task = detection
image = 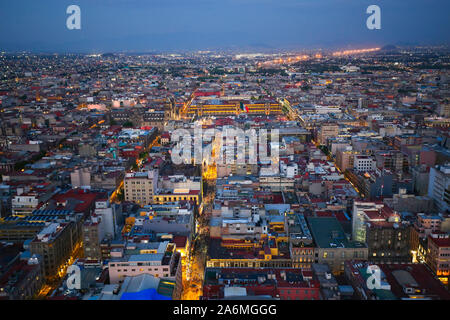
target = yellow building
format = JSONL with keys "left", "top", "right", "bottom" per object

{"left": 153, "top": 189, "right": 201, "bottom": 205}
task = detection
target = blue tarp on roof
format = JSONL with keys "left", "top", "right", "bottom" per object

{"left": 120, "top": 288, "right": 171, "bottom": 300}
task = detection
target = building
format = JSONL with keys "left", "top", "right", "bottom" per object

{"left": 107, "top": 241, "right": 182, "bottom": 299}
{"left": 345, "top": 260, "right": 450, "bottom": 300}
{"left": 345, "top": 169, "right": 396, "bottom": 199}
{"left": 206, "top": 237, "right": 292, "bottom": 269}
{"left": 124, "top": 170, "right": 158, "bottom": 205}
{"left": 96, "top": 273, "right": 175, "bottom": 300}
{"left": 82, "top": 216, "right": 102, "bottom": 261}
{"left": 307, "top": 217, "right": 368, "bottom": 275}
{"left": 317, "top": 123, "right": 339, "bottom": 145}
{"left": 153, "top": 189, "right": 201, "bottom": 206}
{"left": 29, "top": 218, "right": 83, "bottom": 281}
{"left": 354, "top": 155, "right": 376, "bottom": 172}
{"left": 410, "top": 213, "right": 443, "bottom": 263}
{"left": 352, "top": 201, "right": 400, "bottom": 242}
{"left": 0, "top": 247, "right": 43, "bottom": 300}
{"left": 311, "top": 263, "right": 341, "bottom": 300}
{"left": 70, "top": 168, "right": 91, "bottom": 189}
{"left": 153, "top": 176, "right": 202, "bottom": 205}
{"left": 202, "top": 267, "right": 321, "bottom": 300}
{"left": 426, "top": 233, "right": 450, "bottom": 286}
{"left": 352, "top": 201, "right": 410, "bottom": 263}
{"left": 428, "top": 164, "right": 450, "bottom": 213}
{"left": 366, "top": 223, "right": 411, "bottom": 263}
{"left": 336, "top": 148, "right": 356, "bottom": 172}
{"left": 82, "top": 198, "right": 123, "bottom": 262}
{"left": 11, "top": 193, "right": 40, "bottom": 217}
{"left": 287, "top": 214, "right": 314, "bottom": 268}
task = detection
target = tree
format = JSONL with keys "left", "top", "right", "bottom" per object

{"left": 116, "top": 188, "right": 125, "bottom": 201}
{"left": 123, "top": 121, "right": 133, "bottom": 128}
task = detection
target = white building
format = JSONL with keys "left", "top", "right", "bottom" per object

{"left": 71, "top": 168, "right": 91, "bottom": 189}
{"left": 94, "top": 199, "right": 122, "bottom": 239}
{"left": 12, "top": 193, "right": 39, "bottom": 216}
{"left": 354, "top": 155, "right": 376, "bottom": 172}
{"left": 280, "top": 162, "right": 298, "bottom": 178}
{"left": 428, "top": 164, "right": 450, "bottom": 213}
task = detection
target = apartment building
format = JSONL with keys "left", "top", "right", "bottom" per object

{"left": 426, "top": 233, "right": 450, "bottom": 286}
{"left": 308, "top": 217, "right": 368, "bottom": 275}
{"left": 29, "top": 218, "right": 83, "bottom": 281}
{"left": 124, "top": 170, "right": 158, "bottom": 205}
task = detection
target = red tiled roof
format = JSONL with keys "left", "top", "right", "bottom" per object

{"left": 51, "top": 189, "right": 102, "bottom": 213}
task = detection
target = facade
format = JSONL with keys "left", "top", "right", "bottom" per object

{"left": 124, "top": 170, "right": 158, "bottom": 205}
{"left": 318, "top": 123, "right": 339, "bottom": 145}
{"left": 428, "top": 164, "right": 450, "bottom": 213}
{"left": 426, "top": 233, "right": 450, "bottom": 286}
{"left": 354, "top": 155, "right": 376, "bottom": 172}
{"left": 206, "top": 238, "right": 292, "bottom": 269}
{"left": 153, "top": 189, "right": 201, "bottom": 205}
{"left": 29, "top": 218, "right": 83, "bottom": 281}
{"left": 83, "top": 217, "right": 103, "bottom": 261}
{"left": 366, "top": 223, "right": 411, "bottom": 263}
{"left": 352, "top": 201, "right": 400, "bottom": 243}
{"left": 410, "top": 213, "right": 443, "bottom": 261}
{"left": 70, "top": 168, "right": 91, "bottom": 189}
{"left": 11, "top": 193, "right": 39, "bottom": 216}
{"left": 287, "top": 213, "right": 315, "bottom": 268}
{"left": 107, "top": 241, "right": 182, "bottom": 299}
{"left": 83, "top": 199, "right": 122, "bottom": 262}
{"left": 336, "top": 149, "right": 356, "bottom": 172}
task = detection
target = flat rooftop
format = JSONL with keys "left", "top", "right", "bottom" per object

{"left": 307, "top": 217, "right": 366, "bottom": 249}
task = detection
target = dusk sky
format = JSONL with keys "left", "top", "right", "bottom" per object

{"left": 0, "top": 0, "right": 449, "bottom": 52}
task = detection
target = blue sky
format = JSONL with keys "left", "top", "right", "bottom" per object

{"left": 0, "top": 0, "right": 448, "bottom": 52}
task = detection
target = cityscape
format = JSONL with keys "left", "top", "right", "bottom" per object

{"left": 0, "top": 1, "right": 449, "bottom": 309}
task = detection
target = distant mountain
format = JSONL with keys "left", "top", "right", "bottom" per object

{"left": 381, "top": 44, "right": 398, "bottom": 51}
